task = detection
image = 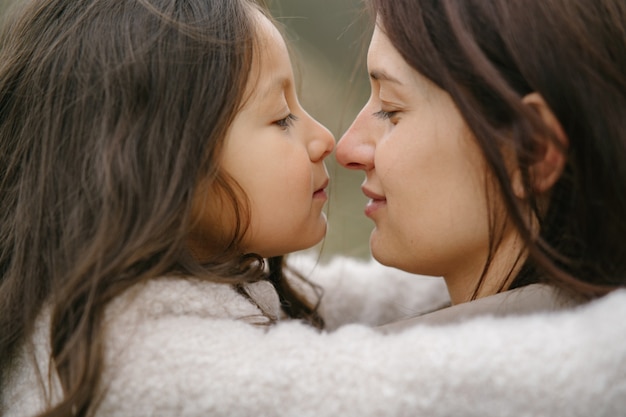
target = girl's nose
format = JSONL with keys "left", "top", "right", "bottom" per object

{"left": 335, "top": 107, "right": 375, "bottom": 171}
{"left": 308, "top": 119, "right": 335, "bottom": 162}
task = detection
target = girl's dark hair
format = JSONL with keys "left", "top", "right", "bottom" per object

{"left": 369, "top": 0, "right": 626, "bottom": 298}
{"left": 0, "top": 0, "right": 322, "bottom": 415}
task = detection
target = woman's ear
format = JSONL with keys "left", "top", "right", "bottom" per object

{"left": 521, "top": 92, "right": 569, "bottom": 194}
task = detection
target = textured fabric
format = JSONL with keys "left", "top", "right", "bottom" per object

{"left": 378, "top": 282, "right": 578, "bottom": 330}
{"left": 3, "top": 255, "right": 626, "bottom": 417}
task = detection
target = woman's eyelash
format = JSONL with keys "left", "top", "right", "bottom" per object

{"left": 373, "top": 110, "right": 397, "bottom": 120}
{"left": 275, "top": 113, "right": 298, "bottom": 129}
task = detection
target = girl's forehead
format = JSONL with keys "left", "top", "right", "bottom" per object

{"left": 250, "top": 11, "right": 290, "bottom": 71}
{"left": 252, "top": 10, "right": 285, "bottom": 51}
{"left": 239, "top": 13, "right": 293, "bottom": 109}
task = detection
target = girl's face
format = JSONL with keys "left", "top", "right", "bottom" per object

{"left": 190, "top": 12, "right": 335, "bottom": 259}
{"left": 336, "top": 26, "right": 519, "bottom": 302}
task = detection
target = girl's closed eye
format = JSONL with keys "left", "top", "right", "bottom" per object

{"left": 275, "top": 113, "right": 298, "bottom": 130}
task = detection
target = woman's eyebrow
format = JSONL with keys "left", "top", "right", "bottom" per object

{"left": 369, "top": 69, "right": 403, "bottom": 85}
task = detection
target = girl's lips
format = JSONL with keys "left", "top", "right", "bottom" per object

{"left": 313, "top": 189, "right": 328, "bottom": 200}
{"left": 313, "top": 179, "right": 329, "bottom": 200}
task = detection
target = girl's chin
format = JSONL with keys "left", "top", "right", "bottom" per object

{"left": 258, "top": 232, "right": 327, "bottom": 259}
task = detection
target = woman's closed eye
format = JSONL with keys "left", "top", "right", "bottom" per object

{"left": 274, "top": 113, "right": 298, "bottom": 130}
{"left": 373, "top": 109, "right": 398, "bottom": 121}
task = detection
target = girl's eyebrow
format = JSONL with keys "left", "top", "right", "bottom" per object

{"left": 261, "top": 76, "right": 291, "bottom": 98}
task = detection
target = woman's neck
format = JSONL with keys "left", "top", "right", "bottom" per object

{"left": 444, "top": 229, "right": 527, "bottom": 305}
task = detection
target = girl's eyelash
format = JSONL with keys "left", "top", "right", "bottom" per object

{"left": 373, "top": 110, "right": 397, "bottom": 120}
{"left": 275, "top": 113, "right": 298, "bottom": 129}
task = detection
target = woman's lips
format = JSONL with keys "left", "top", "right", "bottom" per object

{"left": 364, "top": 199, "right": 386, "bottom": 217}
{"left": 362, "top": 187, "right": 386, "bottom": 217}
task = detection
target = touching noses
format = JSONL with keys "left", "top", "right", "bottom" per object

{"left": 307, "top": 118, "right": 335, "bottom": 162}
{"left": 335, "top": 107, "right": 375, "bottom": 171}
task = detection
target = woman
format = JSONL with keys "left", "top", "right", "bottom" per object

{"left": 336, "top": 0, "right": 626, "bottom": 321}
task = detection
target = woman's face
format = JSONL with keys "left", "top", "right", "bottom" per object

{"left": 190, "top": 12, "right": 334, "bottom": 259}
{"left": 336, "top": 26, "right": 514, "bottom": 300}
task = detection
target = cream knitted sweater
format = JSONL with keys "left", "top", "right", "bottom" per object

{"left": 3, "top": 255, "right": 625, "bottom": 416}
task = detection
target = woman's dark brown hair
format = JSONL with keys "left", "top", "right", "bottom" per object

{"left": 369, "top": 0, "right": 626, "bottom": 298}
{"left": 0, "top": 0, "right": 322, "bottom": 415}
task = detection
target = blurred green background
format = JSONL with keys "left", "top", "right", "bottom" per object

{"left": 0, "top": 0, "right": 375, "bottom": 261}
{"left": 268, "top": 0, "right": 374, "bottom": 261}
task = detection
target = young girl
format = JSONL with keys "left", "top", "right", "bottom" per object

{"left": 0, "top": 0, "right": 334, "bottom": 411}
{"left": 1, "top": 1, "right": 624, "bottom": 416}
{"left": 0, "top": 0, "right": 444, "bottom": 415}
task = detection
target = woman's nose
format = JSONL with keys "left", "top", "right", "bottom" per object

{"left": 335, "top": 107, "right": 375, "bottom": 171}
{"left": 307, "top": 118, "right": 335, "bottom": 162}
